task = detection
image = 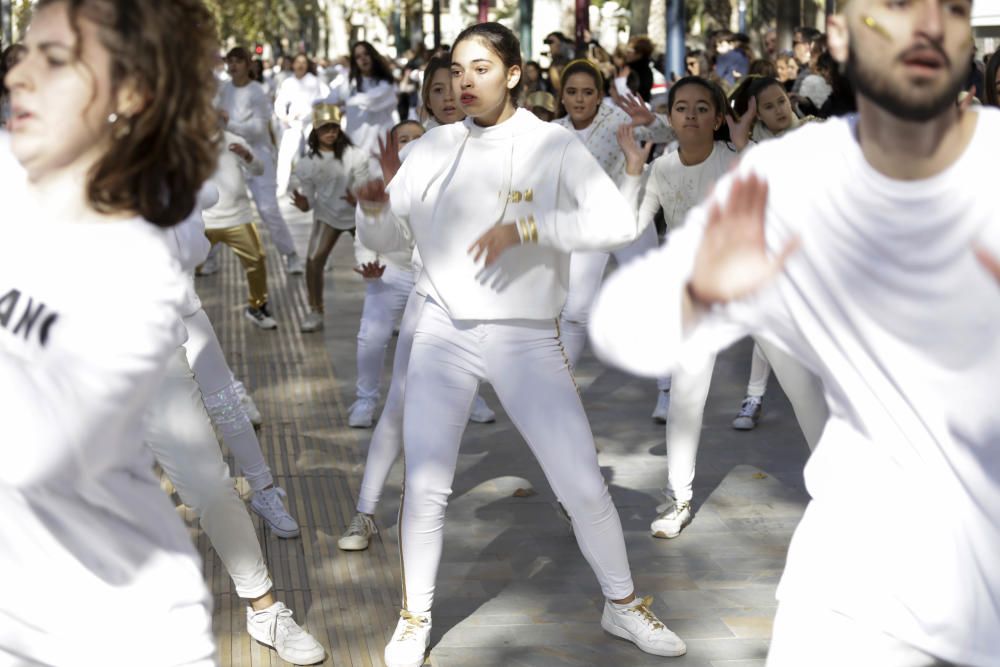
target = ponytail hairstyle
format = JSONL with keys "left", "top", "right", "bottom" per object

{"left": 668, "top": 75, "right": 733, "bottom": 143}
{"left": 452, "top": 22, "right": 524, "bottom": 106}
{"left": 34, "top": 0, "right": 221, "bottom": 228}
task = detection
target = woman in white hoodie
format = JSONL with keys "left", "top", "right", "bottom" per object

{"left": 356, "top": 23, "right": 686, "bottom": 667}
{"left": 0, "top": 1, "right": 219, "bottom": 663}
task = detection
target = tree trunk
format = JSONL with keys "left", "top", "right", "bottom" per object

{"left": 630, "top": 0, "right": 651, "bottom": 37}
{"left": 776, "top": 0, "right": 799, "bottom": 51}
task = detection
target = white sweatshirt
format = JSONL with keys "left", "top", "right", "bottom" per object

{"left": 590, "top": 111, "right": 1000, "bottom": 667}
{"left": 356, "top": 108, "right": 644, "bottom": 320}
{"left": 274, "top": 72, "right": 329, "bottom": 128}
{"left": 0, "top": 137, "right": 214, "bottom": 665}
{"left": 202, "top": 131, "right": 264, "bottom": 230}
{"left": 290, "top": 144, "right": 370, "bottom": 231}
{"left": 641, "top": 141, "right": 740, "bottom": 231}
{"left": 168, "top": 184, "right": 220, "bottom": 317}
{"left": 554, "top": 102, "right": 673, "bottom": 185}
{"left": 326, "top": 77, "right": 399, "bottom": 160}
{"left": 217, "top": 80, "right": 274, "bottom": 156}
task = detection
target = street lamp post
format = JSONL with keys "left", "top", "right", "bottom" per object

{"left": 664, "top": 0, "right": 685, "bottom": 82}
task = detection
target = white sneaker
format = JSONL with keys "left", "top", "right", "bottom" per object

{"left": 337, "top": 512, "right": 378, "bottom": 551}
{"left": 250, "top": 487, "right": 301, "bottom": 538}
{"left": 285, "top": 252, "right": 306, "bottom": 275}
{"left": 234, "top": 380, "right": 263, "bottom": 427}
{"left": 300, "top": 310, "right": 324, "bottom": 333}
{"left": 246, "top": 601, "right": 326, "bottom": 665}
{"left": 651, "top": 390, "right": 670, "bottom": 423}
{"left": 468, "top": 394, "right": 496, "bottom": 423}
{"left": 348, "top": 399, "right": 376, "bottom": 428}
{"left": 732, "top": 395, "right": 763, "bottom": 430}
{"left": 601, "top": 596, "right": 686, "bottom": 657}
{"left": 196, "top": 252, "right": 220, "bottom": 276}
{"left": 245, "top": 304, "right": 278, "bottom": 330}
{"left": 650, "top": 500, "right": 692, "bottom": 539}
{"left": 384, "top": 610, "right": 431, "bottom": 667}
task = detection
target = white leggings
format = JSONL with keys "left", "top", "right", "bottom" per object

{"left": 145, "top": 348, "right": 273, "bottom": 599}
{"left": 356, "top": 265, "right": 416, "bottom": 403}
{"left": 276, "top": 124, "right": 307, "bottom": 196}
{"left": 183, "top": 308, "right": 273, "bottom": 493}
{"left": 246, "top": 149, "right": 296, "bottom": 257}
{"left": 767, "top": 601, "right": 953, "bottom": 667}
{"left": 666, "top": 339, "right": 828, "bottom": 503}
{"left": 399, "top": 299, "right": 634, "bottom": 614}
{"left": 561, "top": 225, "right": 669, "bottom": 391}
{"left": 746, "top": 342, "right": 771, "bottom": 397}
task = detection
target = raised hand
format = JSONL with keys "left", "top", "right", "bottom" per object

{"left": 377, "top": 129, "right": 402, "bottom": 183}
{"left": 468, "top": 223, "right": 521, "bottom": 267}
{"left": 290, "top": 189, "right": 310, "bottom": 212}
{"left": 616, "top": 124, "right": 653, "bottom": 176}
{"left": 688, "top": 173, "right": 799, "bottom": 306}
{"left": 726, "top": 97, "right": 757, "bottom": 151}
{"left": 228, "top": 142, "right": 253, "bottom": 163}
{"left": 353, "top": 261, "right": 387, "bottom": 279}
{"left": 613, "top": 89, "right": 656, "bottom": 128}
{"left": 355, "top": 179, "right": 389, "bottom": 212}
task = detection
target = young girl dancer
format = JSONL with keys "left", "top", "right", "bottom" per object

{"left": 218, "top": 47, "right": 304, "bottom": 274}
{"left": 337, "top": 57, "right": 495, "bottom": 551}
{"left": 356, "top": 23, "right": 685, "bottom": 667}
{"left": 145, "top": 192, "right": 325, "bottom": 665}
{"left": 290, "top": 103, "right": 369, "bottom": 333}
{"left": 731, "top": 76, "right": 821, "bottom": 431}
{"left": 274, "top": 53, "right": 329, "bottom": 195}
{"left": 203, "top": 128, "right": 277, "bottom": 330}
{"left": 552, "top": 59, "right": 674, "bottom": 419}
{"left": 0, "top": 0, "right": 219, "bottom": 662}
{"left": 615, "top": 77, "right": 825, "bottom": 541}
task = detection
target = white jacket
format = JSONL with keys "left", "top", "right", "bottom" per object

{"left": 202, "top": 131, "right": 264, "bottom": 230}
{"left": 356, "top": 108, "right": 645, "bottom": 320}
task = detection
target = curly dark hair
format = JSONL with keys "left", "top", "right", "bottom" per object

{"left": 349, "top": 41, "right": 394, "bottom": 92}
{"left": 35, "top": 0, "right": 221, "bottom": 228}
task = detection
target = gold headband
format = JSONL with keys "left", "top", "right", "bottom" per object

{"left": 560, "top": 58, "right": 605, "bottom": 94}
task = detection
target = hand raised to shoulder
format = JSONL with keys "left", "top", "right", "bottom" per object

{"left": 688, "top": 173, "right": 799, "bottom": 306}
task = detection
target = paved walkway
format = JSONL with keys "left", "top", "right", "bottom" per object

{"left": 185, "top": 200, "right": 812, "bottom": 667}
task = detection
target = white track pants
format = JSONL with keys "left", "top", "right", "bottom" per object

{"left": 246, "top": 149, "right": 297, "bottom": 257}
{"left": 275, "top": 124, "right": 307, "bottom": 196}
{"left": 666, "top": 339, "right": 828, "bottom": 503}
{"left": 398, "top": 299, "right": 634, "bottom": 614}
{"left": 145, "top": 348, "right": 273, "bottom": 599}
{"left": 767, "top": 601, "right": 953, "bottom": 667}
{"left": 746, "top": 342, "right": 771, "bottom": 397}
{"left": 355, "top": 265, "right": 416, "bottom": 403}
{"left": 183, "top": 308, "right": 273, "bottom": 493}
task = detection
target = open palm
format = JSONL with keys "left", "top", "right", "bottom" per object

{"left": 689, "top": 174, "right": 798, "bottom": 305}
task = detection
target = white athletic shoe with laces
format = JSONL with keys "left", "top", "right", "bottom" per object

{"left": 732, "top": 395, "right": 763, "bottom": 430}
{"left": 246, "top": 601, "right": 326, "bottom": 665}
{"left": 651, "top": 390, "right": 671, "bottom": 423}
{"left": 250, "top": 486, "right": 300, "bottom": 538}
{"left": 234, "top": 380, "right": 262, "bottom": 426}
{"left": 384, "top": 610, "right": 431, "bottom": 667}
{"left": 348, "top": 398, "right": 376, "bottom": 428}
{"left": 337, "top": 512, "right": 378, "bottom": 551}
{"left": 468, "top": 394, "right": 496, "bottom": 423}
{"left": 650, "top": 500, "right": 693, "bottom": 539}
{"left": 300, "top": 310, "right": 324, "bottom": 333}
{"left": 601, "top": 596, "right": 686, "bottom": 657}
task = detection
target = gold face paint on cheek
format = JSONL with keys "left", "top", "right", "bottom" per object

{"left": 862, "top": 15, "right": 893, "bottom": 40}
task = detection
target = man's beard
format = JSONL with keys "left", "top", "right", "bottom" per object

{"left": 846, "top": 42, "right": 969, "bottom": 122}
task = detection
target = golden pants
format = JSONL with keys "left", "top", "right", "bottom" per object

{"left": 205, "top": 224, "right": 268, "bottom": 308}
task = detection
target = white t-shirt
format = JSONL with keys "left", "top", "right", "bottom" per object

{"left": 0, "top": 138, "right": 214, "bottom": 665}
{"left": 202, "top": 131, "right": 265, "bottom": 230}
{"left": 641, "top": 141, "right": 739, "bottom": 231}
{"left": 290, "top": 144, "right": 369, "bottom": 231}
{"left": 590, "top": 110, "right": 1000, "bottom": 666}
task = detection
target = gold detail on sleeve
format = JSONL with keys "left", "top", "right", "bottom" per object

{"left": 526, "top": 215, "right": 538, "bottom": 243}
{"left": 509, "top": 190, "right": 523, "bottom": 203}
{"left": 525, "top": 188, "right": 533, "bottom": 202}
